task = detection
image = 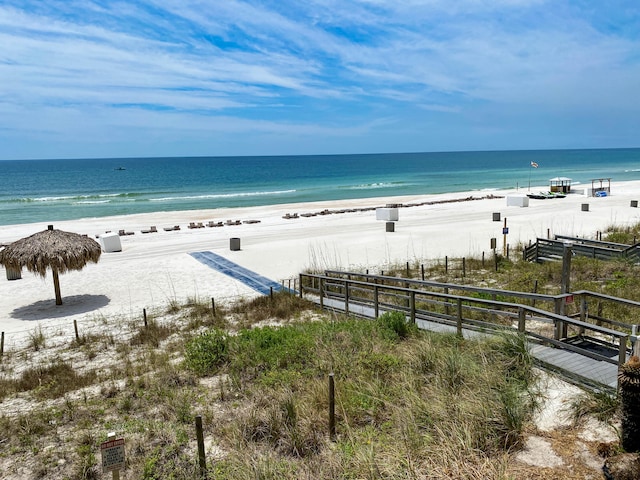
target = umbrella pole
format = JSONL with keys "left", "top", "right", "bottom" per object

{"left": 52, "top": 269, "right": 63, "bottom": 305}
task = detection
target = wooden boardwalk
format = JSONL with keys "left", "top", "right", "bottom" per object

{"left": 316, "top": 296, "right": 620, "bottom": 391}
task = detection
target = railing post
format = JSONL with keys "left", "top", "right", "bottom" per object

{"left": 410, "top": 291, "right": 416, "bottom": 324}
{"left": 344, "top": 279, "right": 349, "bottom": 315}
{"left": 619, "top": 334, "right": 628, "bottom": 372}
{"left": 518, "top": 307, "right": 526, "bottom": 333}
{"left": 456, "top": 298, "right": 463, "bottom": 337}
{"left": 299, "top": 274, "right": 303, "bottom": 298}
{"left": 374, "top": 285, "right": 379, "bottom": 318}
{"left": 319, "top": 277, "right": 324, "bottom": 309}
{"left": 579, "top": 296, "right": 587, "bottom": 335}
{"left": 444, "top": 287, "right": 450, "bottom": 317}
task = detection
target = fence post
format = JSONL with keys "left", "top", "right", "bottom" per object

{"left": 462, "top": 257, "right": 466, "bottom": 277}
{"left": 143, "top": 308, "right": 148, "bottom": 328}
{"left": 270, "top": 286, "right": 273, "bottom": 300}
{"left": 1, "top": 331, "right": 4, "bottom": 360}
{"left": 211, "top": 297, "right": 216, "bottom": 316}
{"left": 518, "top": 307, "right": 526, "bottom": 333}
{"left": 421, "top": 264, "right": 425, "bottom": 281}
{"left": 406, "top": 261, "right": 410, "bottom": 277}
{"left": 456, "top": 298, "right": 463, "bottom": 337}
{"left": 299, "top": 274, "right": 303, "bottom": 297}
{"left": 74, "top": 319, "right": 80, "bottom": 342}
{"left": 195, "top": 415, "right": 207, "bottom": 479}
{"left": 445, "top": 256, "right": 448, "bottom": 274}
{"left": 319, "top": 278, "right": 324, "bottom": 309}
{"left": 329, "top": 373, "right": 336, "bottom": 441}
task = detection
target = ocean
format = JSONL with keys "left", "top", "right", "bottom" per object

{"left": 1, "top": 148, "right": 639, "bottom": 226}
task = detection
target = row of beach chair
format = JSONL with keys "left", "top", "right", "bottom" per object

{"left": 99, "top": 219, "right": 262, "bottom": 238}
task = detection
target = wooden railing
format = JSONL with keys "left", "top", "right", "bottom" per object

{"left": 523, "top": 236, "right": 640, "bottom": 263}
{"left": 299, "top": 272, "right": 630, "bottom": 388}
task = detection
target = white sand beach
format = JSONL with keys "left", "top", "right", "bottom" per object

{"left": 2, "top": 181, "right": 640, "bottom": 342}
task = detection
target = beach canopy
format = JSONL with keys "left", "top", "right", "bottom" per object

{"left": 0, "top": 225, "right": 101, "bottom": 305}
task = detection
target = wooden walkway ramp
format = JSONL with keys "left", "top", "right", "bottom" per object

{"left": 313, "top": 294, "right": 621, "bottom": 391}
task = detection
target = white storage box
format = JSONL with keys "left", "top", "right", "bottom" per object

{"left": 376, "top": 207, "right": 399, "bottom": 221}
{"left": 99, "top": 232, "right": 122, "bottom": 252}
{"left": 506, "top": 195, "right": 529, "bottom": 207}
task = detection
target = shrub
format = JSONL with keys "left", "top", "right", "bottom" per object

{"left": 376, "top": 311, "right": 415, "bottom": 339}
{"left": 184, "top": 329, "right": 229, "bottom": 375}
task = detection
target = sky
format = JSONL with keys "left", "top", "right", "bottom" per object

{"left": 1, "top": 0, "right": 639, "bottom": 160}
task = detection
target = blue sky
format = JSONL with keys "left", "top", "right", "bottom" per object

{"left": 1, "top": 0, "right": 639, "bottom": 160}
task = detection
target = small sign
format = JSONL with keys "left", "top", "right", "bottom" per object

{"left": 101, "top": 437, "right": 125, "bottom": 472}
{"left": 565, "top": 295, "right": 574, "bottom": 304}
{"left": 502, "top": 227, "right": 509, "bottom": 234}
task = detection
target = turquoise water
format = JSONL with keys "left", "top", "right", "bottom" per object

{"left": 0, "top": 148, "right": 639, "bottom": 226}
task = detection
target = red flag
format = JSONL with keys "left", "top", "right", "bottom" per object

{"left": 530, "top": 161, "right": 539, "bottom": 168}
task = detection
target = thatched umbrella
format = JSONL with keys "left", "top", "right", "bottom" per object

{"left": 0, "top": 225, "right": 101, "bottom": 305}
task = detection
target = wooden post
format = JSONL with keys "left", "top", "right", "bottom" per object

{"left": 444, "top": 287, "right": 450, "bottom": 317}
{"left": 445, "top": 256, "right": 448, "bottom": 274}
{"left": 462, "top": 257, "right": 466, "bottom": 277}
{"left": 1, "top": 331, "right": 4, "bottom": 360}
{"left": 532, "top": 280, "right": 538, "bottom": 308}
{"left": 319, "top": 278, "right": 324, "bottom": 309}
{"left": 74, "top": 320, "right": 79, "bottom": 342}
{"left": 456, "top": 298, "right": 463, "bottom": 337}
{"left": 410, "top": 291, "right": 416, "bottom": 324}
{"left": 374, "top": 285, "right": 379, "bottom": 318}
{"left": 421, "top": 264, "right": 425, "bottom": 281}
{"left": 344, "top": 280, "right": 349, "bottom": 315}
{"left": 328, "top": 373, "right": 336, "bottom": 441}
{"left": 270, "top": 286, "right": 273, "bottom": 300}
{"left": 53, "top": 269, "right": 62, "bottom": 305}
{"left": 494, "top": 249, "right": 498, "bottom": 272}
{"left": 619, "top": 335, "right": 629, "bottom": 374}
{"left": 482, "top": 251, "right": 485, "bottom": 267}
{"left": 143, "top": 308, "right": 148, "bottom": 328}
{"left": 211, "top": 297, "right": 216, "bottom": 316}
{"left": 299, "top": 274, "right": 303, "bottom": 298}
{"left": 503, "top": 218, "right": 508, "bottom": 257}
{"left": 195, "top": 415, "right": 207, "bottom": 479}
{"left": 518, "top": 307, "right": 526, "bottom": 333}
{"left": 406, "top": 261, "right": 410, "bottom": 277}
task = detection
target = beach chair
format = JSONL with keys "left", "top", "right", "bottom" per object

{"left": 188, "top": 222, "right": 197, "bottom": 229}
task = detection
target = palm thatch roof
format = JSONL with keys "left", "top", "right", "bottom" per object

{"left": 0, "top": 225, "right": 101, "bottom": 276}
{"left": 0, "top": 225, "right": 101, "bottom": 305}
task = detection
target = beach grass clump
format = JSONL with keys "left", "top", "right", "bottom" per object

{"left": 228, "top": 290, "right": 315, "bottom": 327}
{"left": 129, "top": 318, "right": 175, "bottom": 347}
{"left": 0, "top": 360, "right": 97, "bottom": 401}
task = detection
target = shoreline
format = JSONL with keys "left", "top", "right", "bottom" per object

{"left": 2, "top": 181, "right": 640, "bottom": 337}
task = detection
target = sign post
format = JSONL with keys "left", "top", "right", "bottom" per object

{"left": 502, "top": 218, "right": 508, "bottom": 256}
{"left": 101, "top": 432, "right": 125, "bottom": 479}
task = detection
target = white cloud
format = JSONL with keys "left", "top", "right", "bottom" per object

{"left": 0, "top": 0, "right": 639, "bottom": 158}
